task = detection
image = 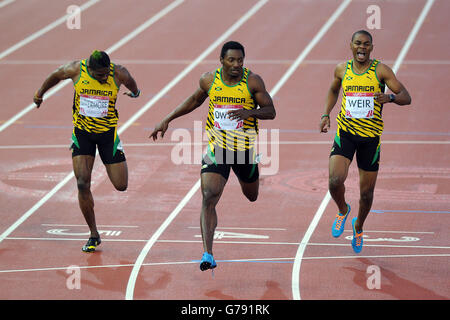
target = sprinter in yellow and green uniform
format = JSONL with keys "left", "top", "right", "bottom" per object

{"left": 33, "top": 50, "right": 140, "bottom": 253}
{"left": 150, "top": 41, "right": 276, "bottom": 271}
{"left": 319, "top": 30, "right": 411, "bottom": 253}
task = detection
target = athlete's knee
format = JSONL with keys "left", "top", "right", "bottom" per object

{"left": 114, "top": 182, "right": 127, "bottom": 192}
{"left": 329, "top": 175, "right": 345, "bottom": 192}
{"left": 243, "top": 186, "right": 258, "bottom": 202}
{"left": 76, "top": 177, "right": 91, "bottom": 192}
{"left": 245, "top": 192, "right": 258, "bottom": 202}
{"left": 360, "top": 188, "right": 374, "bottom": 204}
{"left": 202, "top": 187, "right": 221, "bottom": 208}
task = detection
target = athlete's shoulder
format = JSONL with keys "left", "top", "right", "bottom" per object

{"left": 374, "top": 61, "right": 394, "bottom": 81}
{"left": 199, "top": 71, "right": 216, "bottom": 92}
{"left": 247, "top": 70, "right": 266, "bottom": 90}
{"left": 334, "top": 61, "right": 348, "bottom": 79}
{"left": 113, "top": 64, "right": 128, "bottom": 74}
{"left": 58, "top": 60, "right": 81, "bottom": 80}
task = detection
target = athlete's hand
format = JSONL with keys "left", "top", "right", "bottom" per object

{"left": 149, "top": 120, "right": 169, "bottom": 141}
{"left": 123, "top": 89, "right": 140, "bottom": 98}
{"left": 374, "top": 92, "right": 390, "bottom": 104}
{"left": 34, "top": 91, "right": 43, "bottom": 108}
{"left": 227, "top": 109, "right": 252, "bottom": 121}
{"left": 319, "top": 116, "right": 330, "bottom": 133}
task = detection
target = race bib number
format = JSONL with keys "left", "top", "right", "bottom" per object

{"left": 345, "top": 92, "right": 374, "bottom": 119}
{"left": 79, "top": 95, "right": 109, "bottom": 118}
{"left": 213, "top": 105, "right": 244, "bottom": 130}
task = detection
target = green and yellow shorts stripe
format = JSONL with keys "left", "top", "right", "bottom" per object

{"left": 70, "top": 127, "right": 126, "bottom": 164}
{"left": 330, "top": 128, "right": 380, "bottom": 171}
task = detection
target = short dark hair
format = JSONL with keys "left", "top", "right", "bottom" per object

{"left": 351, "top": 30, "right": 373, "bottom": 43}
{"left": 88, "top": 50, "right": 110, "bottom": 70}
{"left": 220, "top": 41, "right": 245, "bottom": 59}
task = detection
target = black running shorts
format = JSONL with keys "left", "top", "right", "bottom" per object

{"left": 70, "top": 127, "right": 126, "bottom": 164}
{"left": 330, "top": 129, "right": 380, "bottom": 171}
{"left": 201, "top": 145, "right": 259, "bottom": 183}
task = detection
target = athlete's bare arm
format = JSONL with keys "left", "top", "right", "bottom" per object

{"left": 320, "top": 62, "right": 346, "bottom": 133}
{"left": 149, "top": 72, "right": 213, "bottom": 140}
{"left": 115, "top": 65, "right": 139, "bottom": 97}
{"left": 374, "top": 63, "right": 411, "bottom": 105}
{"left": 227, "top": 72, "right": 276, "bottom": 121}
{"left": 34, "top": 60, "right": 80, "bottom": 108}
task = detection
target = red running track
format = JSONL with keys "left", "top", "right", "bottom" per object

{"left": 0, "top": 0, "right": 448, "bottom": 303}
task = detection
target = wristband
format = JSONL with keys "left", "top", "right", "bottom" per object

{"left": 130, "top": 89, "right": 140, "bottom": 98}
{"left": 321, "top": 114, "right": 329, "bottom": 119}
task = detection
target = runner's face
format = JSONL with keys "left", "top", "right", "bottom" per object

{"left": 351, "top": 33, "right": 373, "bottom": 64}
{"left": 221, "top": 49, "right": 244, "bottom": 78}
{"left": 89, "top": 67, "right": 109, "bottom": 84}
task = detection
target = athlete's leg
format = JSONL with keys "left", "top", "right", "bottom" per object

{"left": 328, "top": 155, "right": 351, "bottom": 214}
{"left": 354, "top": 135, "right": 380, "bottom": 232}
{"left": 72, "top": 155, "right": 98, "bottom": 238}
{"left": 238, "top": 178, "right": 259, "bottom": 202}
{"left": 232, "top": 157, "right": 259, "bottom": 202}
{"left": 355, "top": 168, "right": 378, "bottom": 232}
{"left": 200, "top": 172, "right": 227, "bottom": 255}
{"left": 97, "top": 128, "right": 127, "bottom": 191}
{"left": 105, "top": 161, "right": 128, "bottom": 191}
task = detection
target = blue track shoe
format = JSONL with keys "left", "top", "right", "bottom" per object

{"left": 199, "top": 252, "right": 217, "bottom": 271}
{"left": 351, "top": 217, "right": 363, "bottom": 253}
{"left": 331, "top": 204, "right": 351, "bottom": 238}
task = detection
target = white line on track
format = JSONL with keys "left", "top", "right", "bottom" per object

{"left": 124, "top": 0, "right": 361, "bottom": 301}
{"left": 187, "top": 226, "right": 287, "bottom": 231}
{"left": 124, "top": 0, "right": 271, "bottom": 300}
{"left": 0, "top": 0, "right": 184, "bottom": 133}
{"left": 1, "top": 253, "right": 448, "bottom": 274}
{"left": 288, "top": 0, "right": 353, "bottom": 300}
{"left": 5, "top": 236, "right": 450, "bottom": 250}
{"left": 0, "top": 0, "right": 100, "bottom": 60}
{"left": 291, "top": 0, "right": 436, "bottom": 300}
{"left": 0, "top": 0, "right": 14, "bottom": 9}
{"left": 41, "top": 223, "right": 139, "bottom": 228}
{"left": 0, "top": 1, "right": 185, "bottom": 241}
{"left": 392, "top": 0, "right": 435, "bottom": 74}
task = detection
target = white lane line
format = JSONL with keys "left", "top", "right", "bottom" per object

{"left": 124, "top": 0, "right": 270, "bottom": 300}
{"left": 5, "top": 236, "right": 450, "bottom": 250}
{"left": 291, "top": 191, "right": 331, "bottom": 300}
{"left": 269, "top": 0, "right": 351, "bottom": 98}
{"left": 125, "top": 0, "right": 357, "bottom": 301}
{"left": 0, "top": 0, "right": 100, "bottom": 60}
{"left": 0, "top": 1, "right": 185, "bottom": 243}
{"left": 0, "top": 0, "right": 14, "bottom": 9}
{"left": 1, "top": 253, "right": 448, "bottom": 275}
{"left": 291, "top": 0, "right": 436, "bottom": 301}
{"left": 41, "top": 224, "right": 139, "bottom": 228}
{"left": 392, "top": 0, "right": 435, "bottom": 74}
{"left": 0, "top": 0, "right": 184, "bottom": 133}
{"left": 289, "top": 0, "right": 353, "bottom": 301}
{"left": 187, "top": 226, "right": 287, "bottom": 231}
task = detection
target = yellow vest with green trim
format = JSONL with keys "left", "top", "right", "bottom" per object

{"left": 205, "top": 67, "right": 258, "bottom": 151}
{"left": 72, "top": 59, "right": 119, "bottom": 133}
{"left": 338, "top": 59, "right": 385, "bottom": 137}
